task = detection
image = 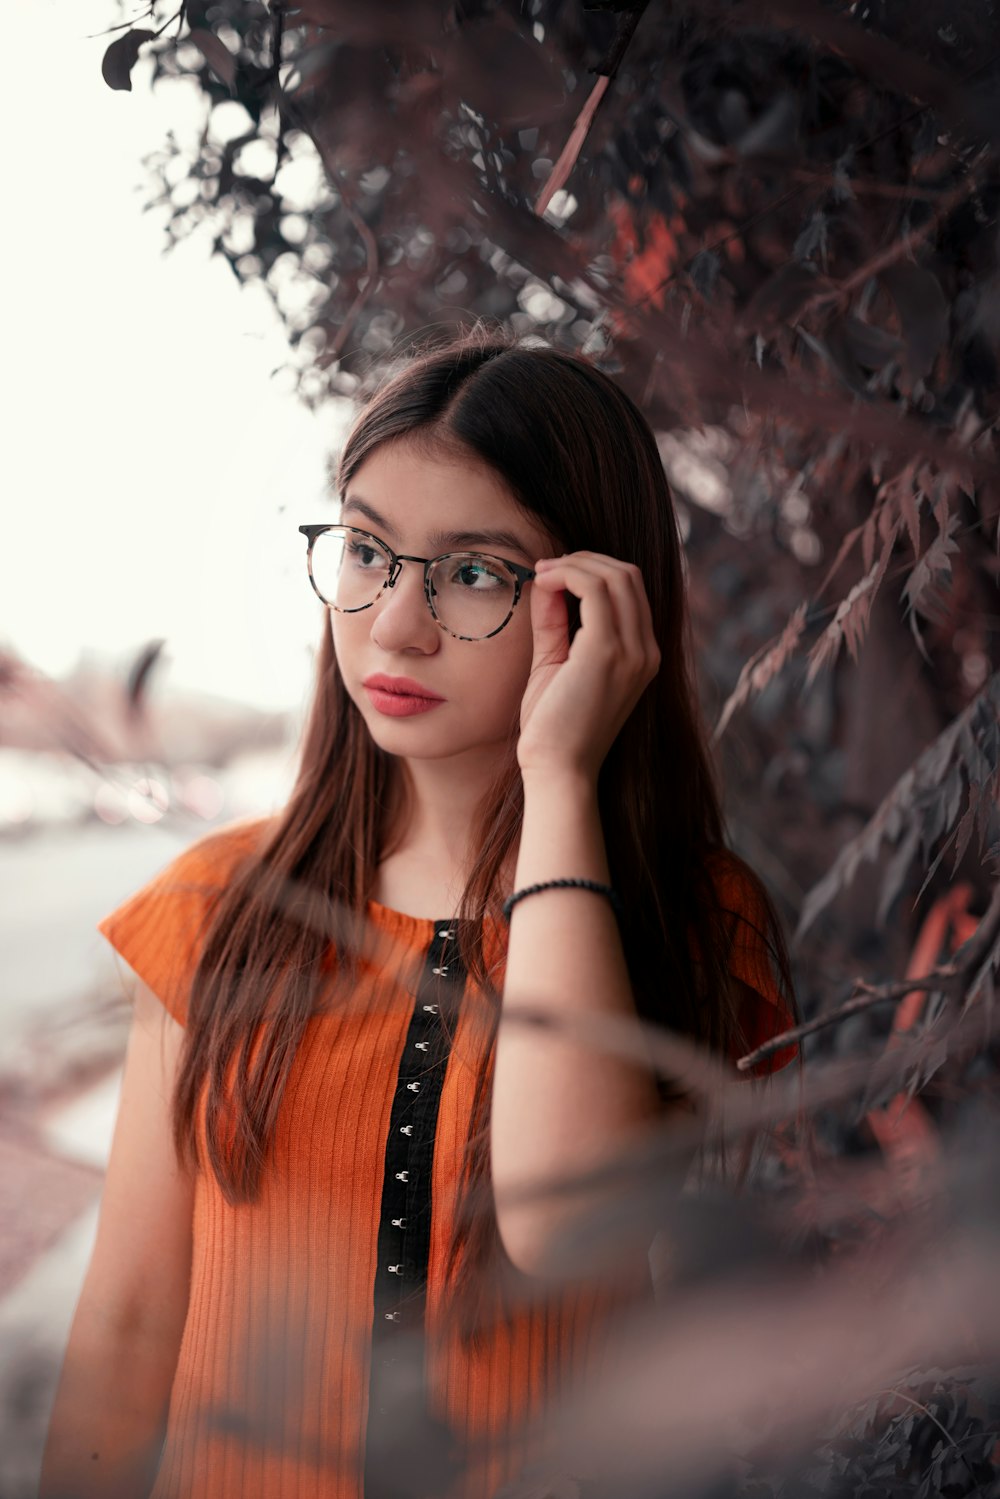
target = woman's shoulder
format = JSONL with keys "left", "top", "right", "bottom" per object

{"left": 97, "top": 813, "right": 280, "bottom": 1026}
{"left": 700, "top": 845, "right": 798, "bottom": 1074}
{"left": 700, "top": 845, "right": 764, "bottom": 911}
{"left": 687, "top": 845, "right": 778, "bottom": 979}
{"left": 697, "top": 845, "right": 786, "bottom": 976}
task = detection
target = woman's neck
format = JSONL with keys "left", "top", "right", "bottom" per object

{"left": 374, "top": 747, "right": 517, "bottom": 916}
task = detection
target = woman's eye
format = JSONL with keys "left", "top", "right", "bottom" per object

{"left": 349, "top": 543, "right": 380, "bottom": 567}
{"left": 453, "top": 560, "right": 503, "bottom": 588}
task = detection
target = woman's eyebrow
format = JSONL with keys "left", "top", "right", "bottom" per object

{"left": 340, "top": 495, "right": 537, "bottom": 558}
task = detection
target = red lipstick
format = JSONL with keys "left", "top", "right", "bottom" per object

{"left": 362, "top": 673, "right": 445, "bottom": 718}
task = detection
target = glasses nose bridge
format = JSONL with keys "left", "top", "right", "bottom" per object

{"left": 386, "top": 551, "right": 431, "bottom": 593}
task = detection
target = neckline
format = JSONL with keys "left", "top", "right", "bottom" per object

{"left": 364, "top": 898, "right": 504, "bottom": 941}
{"left": 364, "top": 897, "right": 461, "bottom": 939}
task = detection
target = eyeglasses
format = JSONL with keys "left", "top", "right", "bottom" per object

{"left": 298, "top": 524, "right": 537, "bottom": 641}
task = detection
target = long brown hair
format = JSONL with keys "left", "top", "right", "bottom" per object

{"left": 171, "top": 321, "right": 797, "bottom": 1337}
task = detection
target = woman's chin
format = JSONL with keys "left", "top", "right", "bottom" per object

{"left": 364, "top": 716, "right": 511, "bottom": 766}
{"left": 358, "top": 709, "right": 453, "bottom": 755}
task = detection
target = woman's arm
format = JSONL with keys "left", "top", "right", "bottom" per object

{"left": 39, "top": 979, "right": 195, "bottom": 1499}
{"left": 490, "top": 768, "right": 665, "bottom": 1277}
{"left": 491, "top": 550, "right": 700, "bottom": 1277}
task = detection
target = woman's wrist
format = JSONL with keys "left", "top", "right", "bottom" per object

{"left": 514, "top": 766, "right": 608, "bottom": 898}
{"left": 503, "top": 879, "right": 622, "bottom": 923}
{"left": 519, "top": 762, "right": 599, "bottom": 804}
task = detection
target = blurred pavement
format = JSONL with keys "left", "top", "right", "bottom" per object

{"left": 0, "top": 820, "right": 192, "bottom": 1498}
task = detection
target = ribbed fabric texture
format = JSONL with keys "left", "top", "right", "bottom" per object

{"left": 97, "top": 816, "right": 795, "bottom": 1499}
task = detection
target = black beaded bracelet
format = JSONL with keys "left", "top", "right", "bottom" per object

{"left": 501, "top": 878, "right": 624, "bottom": 923}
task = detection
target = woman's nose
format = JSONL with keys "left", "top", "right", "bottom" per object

{"left": 369, "top": 561, "right": 440, "bottom": 650}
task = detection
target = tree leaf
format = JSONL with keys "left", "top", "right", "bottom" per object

{"left": 880, "top": 263, "right": 949, "bottom": 384}
{"left": 814, "top": 516, "right": 866, "bottom": 602}
{"left": 690, "top": 248, "right": 721, "bottom": 299}
{"left": 902, "top": 509, "right": 960, "bottom": 619}
{"left": 842, "top": 315, "right": 904, "bottom": 372}
{"left": 921, "top": 761, "right": 963, "bottom": 859}
{"left": 795, "top": 672, "right": 1000, "bottom": 939}
{"left": 877, "top": 822, "right": 922, "bottom": 927}
{"left": 861, "top": 506, "right": 877, "bottom": 573}
{"left": 183, "top": 0, "right": 214, "bottom": 27}
{"left": 898, "top": 475, "right": 924, "bottom": 560}
{"left": 794, "top": 210, "right": 829, "bottom": 265}
{"left": 188, "top": 28, "right": 238, "bottom": 90}
{"left": 102, "top": 28, "right": 155, "bottom": 93}
{"left": 973, "top": 771, "right": 997, "bottom": 849}
{"left": 733, "top": 92, "right": 799, "bottom": 156}
{"left": 441, "top": 15, "right": 566, "bottom": 128}
{"left": 740, "top": 261, "right": 831, "bottom": 333}
{"left": 289, "top": 1, "right": 451, "bottom": 46}
{"left": 942, "top": 761, "right": 966, "bottom": 834}
{"left": 713, "top": 602, "right": 808, "bottom": 740}
{"left": 953, "top": 791, "right": 971, "bottom": 875}
{"left": 794, "top": 858, "right": 852, "bottom": 942}
{"left": 798, "top": 324, "right": 869, "bottom": 397}
{"left": 805, "top": 521, "right": 898, "bottom": 684}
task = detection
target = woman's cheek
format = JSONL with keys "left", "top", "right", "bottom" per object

{"left": 479, "top": 653, "right": 531, "bottom": 735}
{"left": 330, "top": 614, "right": 365, "bottom": 680}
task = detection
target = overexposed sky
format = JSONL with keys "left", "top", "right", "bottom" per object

{"left": 3, "top": 0, "right": 348, "bottom": 711}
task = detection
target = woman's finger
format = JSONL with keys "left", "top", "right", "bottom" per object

{"left": 535, "top": 555, "right": 652, "bottom": 663}
{"left": 526, "top": 568, "right": 570, "bottom": 671}
{"left": 570, "top": 553, "right": 660, "bottom": 669}
{"left": 620, "top": 562, "right": 661, "bottom": 673}
{"left": 532, "top": 560, "right": 621, "bottom": 659}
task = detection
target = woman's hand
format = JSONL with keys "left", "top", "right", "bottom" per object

{"left": 517, "top": 550, "right": 662, "bottom": 785}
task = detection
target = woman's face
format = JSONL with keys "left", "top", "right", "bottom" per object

{"left": 330, "top": 438, "right": 557, "bottom": 769}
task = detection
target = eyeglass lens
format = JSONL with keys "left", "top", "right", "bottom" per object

{"left": 309, "top": 528, "right": 518, "bottom": 639}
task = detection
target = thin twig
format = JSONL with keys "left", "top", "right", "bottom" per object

{"left": 322, "top": 184, "right": 380, "bottom": 367}
{"left": 787, "top": 167, "right": 960, "bottom": 201}
{"left": 85, "top": 5, "right": 155, "bottom": 39}
{"left": 797, "top": 149, "right": 990, "bottom": 319}
{"left": 533, "top": 2, "right": 650, "bottom": 218}
{"left": 632, "top": 49, "right": 1000, "bottom": 313}
{"left": 151, "top": 4, "right": 185, "bottom": 41}
{"left": 883, "top": 1387, "right": 979, "bottom": 1482}
{"left": 738, "top": 882, "right": 1000, "bottom": 1070}
{"left": 276, "top": 84, "right": 381, "bottom": 369}
{"left": 271, "top": 1, "right": 288, "bottom": 172}
{"left": 534, "top": 74, "right": 610, "bottom": 218}
{"left": 738, "top": 985, "right": 940, "bottom": 1070}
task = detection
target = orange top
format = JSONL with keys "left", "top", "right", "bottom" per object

{"left": 97, "top": 815, "right": 796, "bottom": 1499}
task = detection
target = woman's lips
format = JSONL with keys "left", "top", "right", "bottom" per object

{"left": 363, "top": 685, "right": 445, "bottom": 717}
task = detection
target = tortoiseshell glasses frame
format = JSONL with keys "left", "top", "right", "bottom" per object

{"left": 298, "top": 523, "right": 537, "bottom": 641}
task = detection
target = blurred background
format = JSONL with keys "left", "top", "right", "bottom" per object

{"left": 1, "top": 7, "right": 343, "bottom": 1487}
{"left": 3, "top": 1, "right": 1000, "bottom": 1495}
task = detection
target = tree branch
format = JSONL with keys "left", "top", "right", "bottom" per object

{"left": 534, "top": 2, "right": 650, "bottom": 218}
{"left": 737, "top": 881, "right": 1000, "bottom": 1071}
{"left": 321, "top": 183, "right": 380, "bottom": 368}
{"left": 799, "top": 149, "right": 990, "bottom": 319}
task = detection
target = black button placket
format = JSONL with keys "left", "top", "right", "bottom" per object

{"left": 364, "top": 921, "right": 466, "bottom": 1492}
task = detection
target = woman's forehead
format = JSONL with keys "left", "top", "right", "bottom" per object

{"left": 340, "top": 445, "right": 554, "bottom": 555}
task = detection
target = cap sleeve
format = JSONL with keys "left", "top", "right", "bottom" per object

{"left": 707, "top": 852, "right": 798, "bottom": 1078}
{"left": 97, "top": 817, "right": 271, "bottom": 1027}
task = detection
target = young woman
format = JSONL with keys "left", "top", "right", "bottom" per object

{"left": 41, "top": 324, "right": 798, "bottom": 1499}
